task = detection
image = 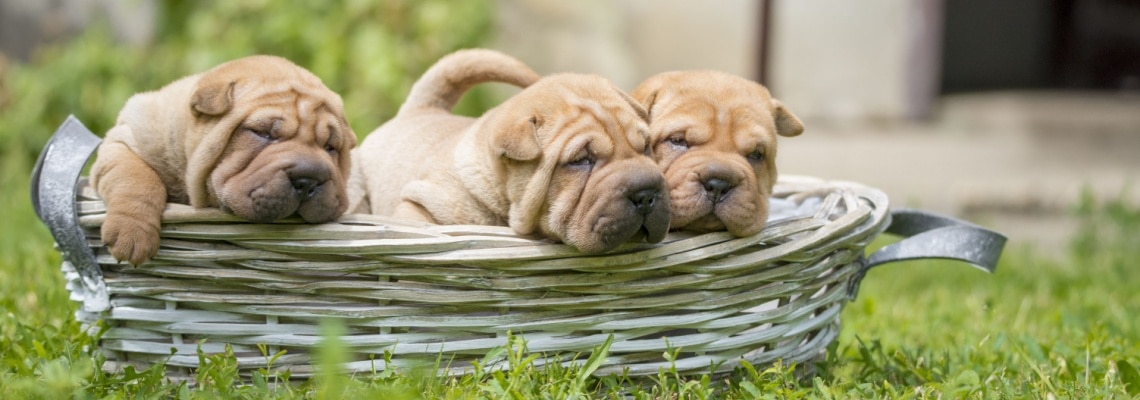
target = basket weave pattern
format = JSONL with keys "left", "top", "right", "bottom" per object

{"left": 64, "top": 175, "right": 889, "bottom": 378}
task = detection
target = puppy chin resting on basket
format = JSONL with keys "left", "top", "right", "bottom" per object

{"left": 348, "top": 49, "right": 672, "bottom": 254}
{"left": 90, "top": 55, "right": 357, "bottom": 266}
{"left": 632, "top": 70, "right": 805, "bottom": 236}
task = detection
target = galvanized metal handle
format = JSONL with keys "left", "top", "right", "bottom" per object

{"left": 847, "top": 208, "right": 1007, "bottom": 298}
{"left": 30, "top": 115, "right": 108, "bottom": 312}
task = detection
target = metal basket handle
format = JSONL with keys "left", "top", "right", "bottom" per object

{"left": 847, "top": 208, "right": 1007, "bottom": 298}
{"left": 30, "top": 115, "right": 108, "bottom": 312}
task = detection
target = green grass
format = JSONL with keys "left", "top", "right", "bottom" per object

{"left": 18, "top": 3, "right": 1137, "bottom": 397}
{"left": 3, "top": 139, "right": 1138, "bottom": 399}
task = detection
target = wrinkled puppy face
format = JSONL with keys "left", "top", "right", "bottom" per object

{"left": 492, "top": 74, "right": 671, "bottom": 254}
{"left": 632, "top": 71, "right": 803, "bottom": 237}
{"left": 191, "top": 56, "right": 356, "bottom": 223}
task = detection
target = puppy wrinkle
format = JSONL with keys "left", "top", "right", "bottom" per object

{"left": 295, "top": 91, "right": 313, "bottom": 121}
{"left": 608, "top": 98, "right": 650, "bottom": 155}
{"left": 297, "top": 101, "right": 333, "bottom": 145}
{"left": 566, "top": 92, "right": 646, "bottom": 159}
{"left": 568, "top": 97, "right": 617, "bottom": 138}
{"left": 657, "top": 119, "right": 695, "bottom": 140}
{"left": 556, "top": 109, "right": 615, "bottom": 162}
{"left": 509, "top": 105, "right": 591, "bottom": 235}
{"left": 507, "top": 98, "right": 597, "bottom": 230}
{"left": 614, "top": 86, "right": 649, "bottom": 122}
{"left": 400, "top": 49, "right": 541, "bottom": 115}
{"left": 715, "top": 97, "right": 732, "bottom": 132}
{"left": 638, "top": 91, "right": 659, "bottom": 121}
{"left": 507, "top": 157, "right": 556, "bottom": 235}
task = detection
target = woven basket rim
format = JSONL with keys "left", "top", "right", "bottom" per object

{"left": 62, "top": 174, "right": 892, "bottom": 379}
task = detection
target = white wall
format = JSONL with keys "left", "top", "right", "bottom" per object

{"left": 768, "top": 0, "right": 933, "bottom": 122}
{"left": 493, "top": 0, "right": 938, "bottom": 122}
{"left": 493, "top": 0, "right": 759, "bottom": 91}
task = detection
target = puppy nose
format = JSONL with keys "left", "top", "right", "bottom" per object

{"left": 292, "top": 177, "right": 321, "bottom": 197}
{"left": 288, "top": 162, "right": 330, "bottom": 199}
{"left": 703, "top": 178, "right": 734, "bottom": 202}
{"left": 628, "top": 188, "right": 659, "bottom": 216}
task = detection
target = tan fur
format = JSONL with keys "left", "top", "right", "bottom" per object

{"left": 632, "top": 70, "right": 804, "bottom": 237}
{"left": 90, "top": 55, "right": 356, "bottom": 265}
{"left": 349, "top": 49, "right": 670, "bottom": 253}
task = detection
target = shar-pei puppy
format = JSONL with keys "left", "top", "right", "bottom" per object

{"left": 91, "top": 55, "right": 356, "bottom": 265}
{"left": 348, "top": 49, "right": 670, "bottom": 253}
{"left": 632, "top": 70, "right": 804, "bottom": 237}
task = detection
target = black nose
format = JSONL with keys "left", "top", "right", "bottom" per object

{"left": 288, "top": 161, "right": 330, "bottom": 199}
{"left": 703, "top": 178, "right": 734, "bottom": 202}
{"left": 629, "top": 188, "right": 659, "bottom": 216}
{"left": 291, "top": 177, "right": 321, "bottom": 198}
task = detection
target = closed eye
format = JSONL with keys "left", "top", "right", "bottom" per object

{"left": 325, "top": 125, "right": 341, "bottom": 154}
{"left": 664, "top": 131, "right": 689, "bottom": 150}
{"left": 244, "top": 127, "right": 274, "bottom": 141}
{"left": 564, "top": 153, "right": 595, "bottom": 168}
{"left": 747, "top": 148, "right": 765, "bottom": 163}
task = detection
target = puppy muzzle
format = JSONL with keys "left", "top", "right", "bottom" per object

{"left": 630, "top": 186, "right": 670, "bottom": 243}
{"left": 288, "top": 160, "right": 331, "bottom": 201}
{"left": 698, "top": 163, "right": 742, "bottom": 204}
{"left": 622, "top": 171, "right": 671, "bottom": 245}
{"left": 667, "top": 158, "right": 758, "bottom": 233}
{"left": 289, "top": 161, "right": 344, "bottom": 223}
{"left": 227, "top": 161, "right": 343, "bottom": 224}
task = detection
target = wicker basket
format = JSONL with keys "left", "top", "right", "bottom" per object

{"left": 32, "top": 116, "right": 1006, "bottom": 380}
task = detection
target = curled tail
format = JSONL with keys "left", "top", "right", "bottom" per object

{"left": 399, "top": 49, "right": 541, "bottom": 115}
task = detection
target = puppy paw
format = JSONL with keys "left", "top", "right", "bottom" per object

{"left": 101, "top": 213, "right": 161, "bottom": 266}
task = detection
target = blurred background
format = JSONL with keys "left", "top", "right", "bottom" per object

{"left": 2, "top": 0, "right": 1138, "bottom": 252}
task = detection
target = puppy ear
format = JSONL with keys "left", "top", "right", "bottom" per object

{"left": 614, "top": 86, "right": 649, "bottom": 123}
{"left": 772, "top": 99, "right": 804, "bottom": 137}
{"left": 630, "top": 83, "right": 660, "bottom": 121}
{"left": 507, "top": 157, "right": 555, "bottom": 236}
{"left": 493, "top": 116, "right": 542, "bottom": 161}
{"left": 191, "top": 80, "right": 236, "bottom": 116}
